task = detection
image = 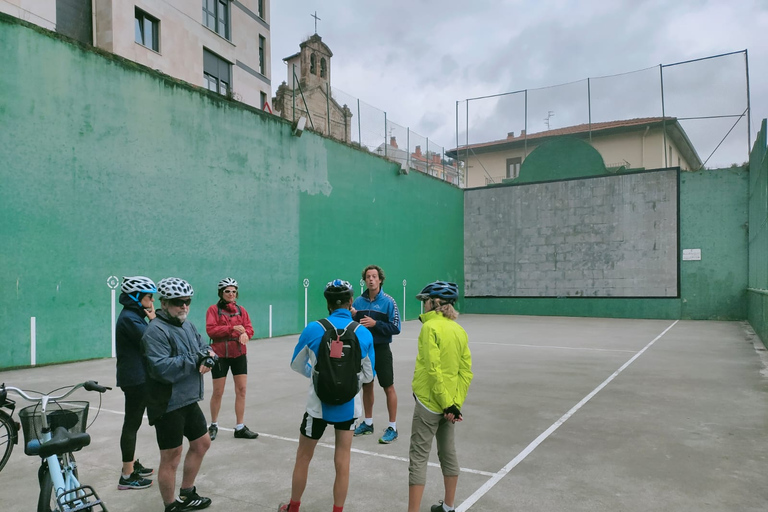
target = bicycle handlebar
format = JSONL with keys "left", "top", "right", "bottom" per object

{"left": 3, "top": 380, "right": 111, "bottom": 403}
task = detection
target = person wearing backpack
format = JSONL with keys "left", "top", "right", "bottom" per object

{"left": 205, "top": 277, "right": 258, "bottom": 441}
{"left": 408, "top": 281, "right": 473, "bottom": 512}
{"left": 279, "top": 279, "right": 375, "bottom": 512}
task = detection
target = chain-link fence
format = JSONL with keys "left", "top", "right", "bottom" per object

{"left": 330, "top": 86, "right": 461, "bottom": 186}
{"left": 454, "top": 51, "right": 751, "bottom": 187}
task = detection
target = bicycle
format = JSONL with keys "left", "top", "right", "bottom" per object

{"left": 0, "top": 380, "right": 111, "bottom": 512}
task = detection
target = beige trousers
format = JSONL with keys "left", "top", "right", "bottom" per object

{"left": 408, "top": 399, "right": 459, "bottom": 486}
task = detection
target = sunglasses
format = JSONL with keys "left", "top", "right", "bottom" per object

{"left": 169, "top": 298, "right": 192, "bottom": 307}
{"left": 223, "top": 289, "right": 237, "bottom": 294}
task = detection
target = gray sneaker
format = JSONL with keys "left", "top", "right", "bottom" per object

{"left": 118, "top": 473, "right": 152, "bottom": 490}
{"left": 208, "top": 424, "right": 218, "bottom": 441}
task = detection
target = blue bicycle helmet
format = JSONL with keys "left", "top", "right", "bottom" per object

{"left": 416, "top": 281, "right": 459, "bottom": 303}
{"left": 324, "top": 279, "right": 354, "bottom": 305}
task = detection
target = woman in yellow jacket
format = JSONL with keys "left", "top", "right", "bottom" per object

{"left": 409, "top": 281, "right": 473, "bottom": 512}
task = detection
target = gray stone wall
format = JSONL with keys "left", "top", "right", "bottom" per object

{"left": 465, "top": 170, "right": 679, "bottom": 297}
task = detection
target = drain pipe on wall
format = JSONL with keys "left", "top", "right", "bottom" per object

{"left": 641, "top": 125, "right": 650, "bottom": 168}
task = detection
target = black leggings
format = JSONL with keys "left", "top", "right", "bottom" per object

{"left": 120, "top": 384, "right": 147, "bottom": 463}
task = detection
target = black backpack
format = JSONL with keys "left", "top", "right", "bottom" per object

{"left": 313, "top": 319, "right": 362, "bottom": 405}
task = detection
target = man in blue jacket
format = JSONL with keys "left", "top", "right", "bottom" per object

{"left": 142, "top": 277, "right": 214, "bottom": 512}
{"left": 279, "top": 279, "right": 374, "bottom": 512}
{"left": 351, "top": 265, "right": 402, "bottom": 444}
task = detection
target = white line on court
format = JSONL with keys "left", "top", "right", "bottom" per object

{"left": 98, "top": 409, "right": 495, "bottom": 477}
{"left": 457, "top": 320, "right": 679, "bottom": 512}
{"left": 472, "top": 341, "right": 637, "bottom": 353}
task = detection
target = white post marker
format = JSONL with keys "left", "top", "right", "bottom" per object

{"left": 303, "top": 279, "right": 310, "bottom": 327}
{"left": 107, "top": 276, "right": 120, "bottom": 358}
{"left": 360, "top": 278, "right": 365, "bottom": 296}
{"left": 269, "top": 304, "right": 273, "bottom": 338}
{"left": 402, "top": 279, "right": 407, "bottom": 321}
{"left": 30, "top": 316, "right": 36, "bottom": 366}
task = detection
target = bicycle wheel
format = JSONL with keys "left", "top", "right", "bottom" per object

{"left": 38, "top": 452, "right": 79, "bottom": 512}
{"left": 0, "top": 410, "right": 15, "bottom": 472}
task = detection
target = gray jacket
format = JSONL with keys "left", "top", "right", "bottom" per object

{"left": 141, "top": 309, "right": 206, "bottom": 423}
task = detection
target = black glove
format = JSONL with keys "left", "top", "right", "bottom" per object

{"left": 197, "top": 350, "right": 218, "bottom": 368}
{"left": 443, "top": 405, "right": 462, "bottom": 420}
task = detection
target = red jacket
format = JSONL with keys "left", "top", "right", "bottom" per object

{"left": 206, "top": 302, "right": 254, "bottom": 359}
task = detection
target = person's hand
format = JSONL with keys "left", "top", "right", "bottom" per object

{"left": 199, "top": 364, "right": 211, "bottom": 374}
{"left": 144, "top": 302, "right": 156, "bottom": 320}
{"left": 350, "top": 307, "right": 357, "bottom": 316}
{"left": 233, "top": 325, "right": 246, "bottom": 334}
{"left": 239, "top": 333, "right": 249, "bottom": 345}
{"left": 443, "top": 405, "right": 463, "bottom": 423}
{"left": 359, "top": 315, "right": 376, "bottom": 328}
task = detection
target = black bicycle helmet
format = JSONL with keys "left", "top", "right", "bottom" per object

{"left": 324, "top": 279, "right": 354, "bottom": 305}
{"left": 416, "top": 281, "right": 459, "bottom": 303}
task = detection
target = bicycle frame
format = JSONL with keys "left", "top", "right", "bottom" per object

{"left": 5, "top": 382, "right": 109, "bottom": 511}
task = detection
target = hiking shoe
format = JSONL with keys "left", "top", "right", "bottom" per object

{"left": 431, "top": 501, "right": 453, "bottom": 512}
{"left": 207, "top": 423, "right": 218, "bottom": 441}
{"left": 167, "top": 487, "right": 211, "bottom": 511}
{"left": 234, "top": 425, "right": 259, "bottom": 439}
{"left": 379, "top": 426, "right": 398, "bottom": 444}
{"left": 133, "top": 458, "right": 154, "bottom": 477}
{"left": 117, "top": 473, "right": 152, "bottom": 490}
{"left": 353, "top": 422, "right": 374, "bottom": 436}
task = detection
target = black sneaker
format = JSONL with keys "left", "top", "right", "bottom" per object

{"left": 431, "top": 501, "right": 453, "bottom": 512}
{"left": 208, "top": 423, "right": 218, "bottom": 441}
{"left": 117, "top": 473, "right": 152, "bottom": 490}
{"left": 166, "top": 487, "right": 211, "bottom": 511}
{"left": 234, "top": 425, "right": 259, "bottom": 439}
{"left": 133, "top": 458, "right": 154, "bottom": 477}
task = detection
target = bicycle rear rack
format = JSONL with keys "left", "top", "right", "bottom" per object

{"left": 55, "top": 484, "right": 107, "bottom": 511}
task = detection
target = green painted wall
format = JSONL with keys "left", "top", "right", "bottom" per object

{"left": 513, "top": 138, "right": 608, "bottom": 184}
{"left": 748, "top": 120, "right": 768, "bottom": 347}
{"left": 0, "top": 16, "right": 463, "bottom": 369}
{"left": 465, "top": 166, "right": 749, "bottom": 320}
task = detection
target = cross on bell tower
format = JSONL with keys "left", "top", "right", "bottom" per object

{"left": 311, "top": 11, "right": 321, "bottom": 34}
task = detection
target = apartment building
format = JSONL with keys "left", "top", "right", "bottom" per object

{"left": 0, "top": 0, "right": 271, "bottom": 110}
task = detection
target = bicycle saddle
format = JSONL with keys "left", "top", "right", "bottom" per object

{"left": 37, "top": 426, "right": 91, "bottom": 458}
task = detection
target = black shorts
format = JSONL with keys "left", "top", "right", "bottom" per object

{"left": 153, "top": 402, "right": 208, "bottom": 450}
{"left": 211, "top": 354, "right": 248, "bottom": 379}
{"left": 299, "top": 412, "right": 355, "bottom": 440}
{"left": 373, "top": 343, "right": 394, "bottom": 388}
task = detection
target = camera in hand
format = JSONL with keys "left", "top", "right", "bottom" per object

{"left": 197, "top": 350, "right": 219, "bottom": 368}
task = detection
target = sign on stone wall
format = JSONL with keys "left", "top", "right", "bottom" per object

{"left": 464, "top": 169, "right": 679, "bottom": 297}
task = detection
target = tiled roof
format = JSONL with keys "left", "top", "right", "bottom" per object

{"left": 457, "top": 117, "right": 675, "bottom": 151}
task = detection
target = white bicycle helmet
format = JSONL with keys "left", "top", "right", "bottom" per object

{"left": 157, "top": 277, "right": 194, "bottom": 299}
{"left": 121, "top": 276, "right": 157, "bottom": 295}
{"left": 218, "top": 277, "right": 238, "bottom": 290}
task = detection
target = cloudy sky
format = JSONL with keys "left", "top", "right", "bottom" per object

{"left": 270, "top": 0, "right": 768, "bottom": 168}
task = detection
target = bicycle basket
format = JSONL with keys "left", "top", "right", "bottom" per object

{"left": 18, "top": 401, "right": 89, "bottom": 456}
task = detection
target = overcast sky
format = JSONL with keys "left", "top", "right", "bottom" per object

{"left": 270, "top": 0, "right": 768, "bottom": 168}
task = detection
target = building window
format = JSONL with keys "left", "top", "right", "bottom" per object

{"left": 203, "top": 49, "right": 231, "bottom": 96}
{"left": 135, "top": 8, "right": 159, "bottom": 51}
{"left": 260, "top": 91, "right": 267, "bottom": 110}
{"left": 202, "top": 0, "right": 229, "bottom": 40}
{"left": 506, "top": 157, "right": 522, "bottom": 179}
{"left": 259, "top": 36, "right": 265, "bottom": 74}
{"left": 320, "top": 58, "right": 326, "bottom": 78}
{"left": 310, "top": 53, "right": 316, "bottom": 75}
{"left": 257, "top": 0, "right": 264, "bottom": 18}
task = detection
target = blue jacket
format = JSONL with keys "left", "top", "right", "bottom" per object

{"left": 291, "top": 308, "right": 375, "bottom": 423}
{"left": 115, "top": 292, "right": 150, "bottom": 388}
{"left": 352, "top": 289, "right": 401, "bottom": 345}
{"left": 141, "top": 310, "right": 207, "bottom": 423}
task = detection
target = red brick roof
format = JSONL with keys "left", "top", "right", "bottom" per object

{"left": 458, "top": 117, "right": 674, "bottom": 151}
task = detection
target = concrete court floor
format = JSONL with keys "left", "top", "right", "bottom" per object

{"left": 1, "top": 315, "right": 767, "bottom": 512}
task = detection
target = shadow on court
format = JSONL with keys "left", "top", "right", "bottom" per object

{"left": 1, "top": 315, "right": 767, "bottom": 511}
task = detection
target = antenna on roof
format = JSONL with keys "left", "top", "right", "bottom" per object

{"left": 544, "top": 111, "right": 555, "bottom": 130}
